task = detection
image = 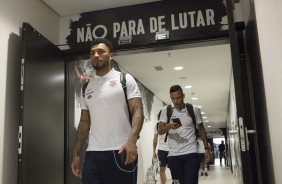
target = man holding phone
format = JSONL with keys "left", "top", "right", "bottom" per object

{"left": 158, "top": 85, "right": 210, "bottom": 184}
{"left": 171, "top": 118, "right": 182, "bottom": 125}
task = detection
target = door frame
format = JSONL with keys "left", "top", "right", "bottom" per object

{"left": 226, "top": 0, "right": 262, "bottom": 183}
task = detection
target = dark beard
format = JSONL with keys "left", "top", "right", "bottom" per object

{"left": 92, "top": 61, "right": 109, "bottom": 71}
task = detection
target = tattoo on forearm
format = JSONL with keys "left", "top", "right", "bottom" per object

{"left": 128, "top": 98, "right": 144, "bottom": 139}
{"left": 198, "top": 123, "right": 208, "bottom": 146}
{"left": 74, "top": 110, "right": 90, "bottom": 156}
{"left": 74, "top": 121, "right": 89, "bottom": 155}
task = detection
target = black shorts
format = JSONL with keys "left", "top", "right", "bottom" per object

{"left": 81, "top": 151, "right": 137, "bottom": 184}
{"left": 158, "top": 150, "right": 169, "bottom": 167}
{"left": 168, "top": 153, "right": 201, "bottom": 184}
{"left": 199, "top": 153, "right": 205, "bottom": 161}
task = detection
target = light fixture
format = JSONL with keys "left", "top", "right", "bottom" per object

{"left": 185, "top": 85, "right": 192, "bottom": 89}
{"left": 207, "top": 125, "right": 211, "bottom": 128}
{"left": 201, "top": 112, "right": 205, "bottom": 115}
{"left": 155, "top": 31, "right": 170, "bottom": 40}
{"left": 174, "top": 66, "right": 183, "bottom": 70}
{"left": 192, "top": 97, "right": 198, "bottom": 100}
{"left": 118, "top": 36, "right": 132, "bottom": 45}
{"left": 203, "top": 116, "right": 207, "bottom": 119}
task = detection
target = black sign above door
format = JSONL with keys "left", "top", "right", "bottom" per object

{"left": 66, "top": 0, "right": 228, "bottom": 52}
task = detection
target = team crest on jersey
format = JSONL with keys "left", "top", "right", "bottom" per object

{"left": 109, "top": 79, "right": 118, "bottom": 87}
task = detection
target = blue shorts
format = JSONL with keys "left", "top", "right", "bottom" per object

{"left": 158, "top": 150, "right": 169, "bottom": 167}
{"left": 81, "top": 151, "right": 137, "bottom": 184}
{"left": 168, "top": 153, "right": 201, "bottom": 184}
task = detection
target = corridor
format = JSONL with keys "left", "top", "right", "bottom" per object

{"left": 198, "top": 164, "right": 235, "bottom": 184}
{"left": 165, "top": 159, "right": 236, "bottom": 184}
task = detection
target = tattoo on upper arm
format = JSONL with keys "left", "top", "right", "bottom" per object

{"left": 128, "top": 97, "right": 143, "bottom": 114}
{"left": 80, "top": 110, "right": 90, "bottom": 122}
{"left": 78, "top": 110, "right": 90, "bottom": 138}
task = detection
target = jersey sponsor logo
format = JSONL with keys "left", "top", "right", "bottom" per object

{"left": 85, "top": 91, "right": 94, "bottom": 98}
{"left": 109, "top": 79, "right": 118, "bottom": 87}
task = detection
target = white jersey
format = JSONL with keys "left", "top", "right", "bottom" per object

{"left": 159, "top": 104, "right": 203, "bottom": 156}
{"left": 154, "top": 123, "right": 169, "bottom": 151}
{"left": 80, "top": 69, "right": 141, "bottom": 151}
{"left": 198, "top": 139, "right": 205, "bottom": 153}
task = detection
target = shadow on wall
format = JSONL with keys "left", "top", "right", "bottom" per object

{"left": 2, "top": 33, "right": 22, "bottom": 184}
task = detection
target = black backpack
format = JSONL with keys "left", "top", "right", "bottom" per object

{"left": 164, "top": 103, "right": 199, "bottom": 142}
{"left": 82, "top": 73, "right": 132, "bottom": 125}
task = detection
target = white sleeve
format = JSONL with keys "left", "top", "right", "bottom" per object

{"left": 125, "top": 73, "right": 141, "bottom": 99}
{"left": 154, "top": 124, "right": 158, "bottom": 134}
{"left": 80, "top": 88, "right": 88, "bottom": 110}
{"left": 159, "top": 106, "right": 169, "bottom": 123}
{"left": 193, "top": 105, "right": 203, "bottom": 124}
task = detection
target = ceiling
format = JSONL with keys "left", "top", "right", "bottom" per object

{"left": 42, "top": 0, "right": 161, "bottom": 17}
{"left": 42, "top": 0, "right": 233, "bottom": 129}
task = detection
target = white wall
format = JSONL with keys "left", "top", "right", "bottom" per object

{"left": 254, "top": 0, "right": 282, "bottom": 183}
{"left": 0, "top": 0, "right": 60, "bottom": 183}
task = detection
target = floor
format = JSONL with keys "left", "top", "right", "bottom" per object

{"left": 166, "top": 159, "right": 236, "bottom": 184}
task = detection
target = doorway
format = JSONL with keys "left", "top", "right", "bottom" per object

{"left": 67, "top": 40, "right": 237, "bottom": 183}
{"left": 213, "top": 137, "right": 226, "bottom": 166}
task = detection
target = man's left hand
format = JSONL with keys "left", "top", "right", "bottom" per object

{"left": 118, "top": 139, "right": 138, "bottom": 165}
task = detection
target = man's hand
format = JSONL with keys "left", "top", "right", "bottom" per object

{"left": 168, "top": 122, "right": 181, "bottom": 130}
{"left": 118, "top": 139, "right": 138, "bottom": 165}
{"left": 204, "top": 149, "right": 211, "bottom": 162}
{"left": 153, "top": 152, "right": 157, "bottom": 159}
{"left": 71, "top": 156, "right": 81, "bottom": 177}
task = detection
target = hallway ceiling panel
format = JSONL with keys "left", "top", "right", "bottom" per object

{"left": 42, "top": 0, "right": 161, "bottom": 16}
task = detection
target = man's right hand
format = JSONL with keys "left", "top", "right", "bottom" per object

{"left": 153, "top": 152, "right": 157, "bottom": 159}
{"left": 168, "top": 122, "right": 181, "bottom": 130}
{"left": 71, "top": 156, "right": 81, "bottom": 177}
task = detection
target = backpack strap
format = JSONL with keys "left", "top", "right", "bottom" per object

{"left": 164, "top": 104, "right": 173, "bottom": 142}
{"left": 82, "top": 81, "right": 89, "bottom": 98}
{"left": 120, "top": 73, "right": 132, "bottom": 126}
{"left": 185, "top": 103, "right": 199, "bottom": 139}
{"left": 156, "top": 122, "right": 159, "bottom": 131}
{"left": 185, "top": 103, "right": 196, "bottom": 125}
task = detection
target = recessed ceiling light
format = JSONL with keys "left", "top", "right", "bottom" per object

{"left": 207, "top": 125, "right": 211, "bottom": 128}
{"left": 185, "top": 85, "right": 192, "bottom": 89}
{"left": 205, "top": 120, "right": 209, "bottom": 122}
{"left": 192, "top": 97, "right": 198, "bottom": 100}
{"left": 174, "top": 66, "right": 183, "bottom": 70}
{"left": 201, "top": 112, "right": 205, "bottom": 114}
{"left": 154, "top": 66, "right": 163, "bottom": 71}
{"left": 197, "top": 106, "right": 202, "bottom": 108}
{"left": 203, "top": 116, "right": 207, "bottom": 119}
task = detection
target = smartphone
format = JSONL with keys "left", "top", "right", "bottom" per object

{"left": 121, "top": 150, "right": 127, "bottom": 164}
{"left": 171, "top": 118, "right": 182, "bottom": 125}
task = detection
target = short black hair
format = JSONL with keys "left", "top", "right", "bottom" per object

{"left": 169, "top": 85, "right": 183, "bottom": 93}
{"left": 90, "top": 38, "right": 114, "bottom": 52}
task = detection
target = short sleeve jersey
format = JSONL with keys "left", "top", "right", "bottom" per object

{"left": 80, "top": 69, "right": 141, "bottom": 151}
{"left": 159, "top": 104, "right": 203, "bottom": 156}
{"left": 197, "top": 139, "right": 205, "bottom": 153}
{"left": 154, "top": 123, "right": 169, "bottom": 151}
